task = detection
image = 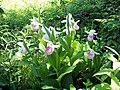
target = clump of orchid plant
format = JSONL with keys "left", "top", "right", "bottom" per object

{"left": 13, "top": 13, "right": 116, "bottom": 90}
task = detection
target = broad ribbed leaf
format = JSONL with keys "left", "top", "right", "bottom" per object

{"left": 57, "top": 66, "right": 76, "bottom": 83}
{"left": 44, "top": 78, "right": 59, "bottom": 88}
{"left": 93, "top": 68, "right": 120, "bottom": 86}
{"left": 59, "top": 37, "right": 69, "bottom": 51}
{"left": 47, "top": 51, "right": 60, "bottom": 70}
{"left": 71, "top": 52, "right": 84, "bottom": 65}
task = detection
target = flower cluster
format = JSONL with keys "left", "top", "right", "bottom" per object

{"left": 16, "top": 14, "right": 100, "bottom": 60}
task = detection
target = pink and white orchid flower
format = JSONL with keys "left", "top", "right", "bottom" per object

{"left": 45, "top": 42, "right": 59, "bottom": 55}
{"left": 62, "top": 13, "right": 80, "bottom": 34}
{"left": 30, "top": 18, "right": 40, "bottom": 31}
{"left": 87, "top": 48, "right": 99, "bottom": 59}
{"left": 85, "top": 30, "right": 97, "bottom": 41}
{"left": 33, "top": 22, "right": 39, "bottom": 31}
{"left": 17, "top": 42, "right": 27, "bottom": 54}
{"left": 74, "top": 20, "right": 80, "bottom": 30}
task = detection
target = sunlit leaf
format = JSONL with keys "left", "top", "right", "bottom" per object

{"left": 108, "top": 54, "right": 117, "bottom": 62}
{"left": 105, "top": 46, "right": 119, "bottom": 56}
{"left": 39, "top": 42, "right": 45, "bottom": 53}
{"left": 70, "top": 84, "right": 76, "bottom": 90}
{"left": 71, "top": 52, "right": 84, "bottom": 65}
{"left": 91, "top": 83, "right": 110, "bottom": 90}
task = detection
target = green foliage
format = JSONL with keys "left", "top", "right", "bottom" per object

{"left": 0, "top": 0, "right": 120, "bottom": 90}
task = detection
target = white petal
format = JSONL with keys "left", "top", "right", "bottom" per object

{"left": 42, "top": 34, "right": 50, "bottom": 42}
{"left": 93, "top": 33, "right": 97, "bottom": 35}
{"left": 85, "top": 31, "right": 90, "bottom": 34}
{"left": 94, "top": 51, "right": 100, "bottom": 55}
{"left": 68, "top": 13, "right": 72, "bottom": 21}
{"left": 53, "top": 45, "right": 60, "bottom": 48}
{"left": 76, "top": 20, "right": 80, "bottom": 23}
{"left": 61, "top": 20, "right": 66, "bottom": 23}
{"left": 17, "top": 42, "right": 23, "bottom": 46}
{"left": 41, "top": 25, "right": 46, "bottom": 33}
{"left": 90, "top": 30, "right": 97, "bottom": 35}
{"left": 89, "top": 48, "right": 99, "bottom": 55}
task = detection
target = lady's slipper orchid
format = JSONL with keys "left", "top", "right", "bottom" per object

{"left": 62, "top": 13, "right": 80, "bottom": 34}
{"left": 17, "top": 42, "right": 27, "bottom": 54}
{"left": 19, "top": 46, "right": 26, "bottom": 54}
{"left": 87, "top": 35, "right": 94, "bottom": 41}
{"left": 85, "top": 30, "right": 97, "bottom": 41}
{"left": 30, "top": 18, "right": 39, "bottom": 31}
{"left": 74, "top": 20, "right": 80, "bottom": 30}
{"left": 45, "top": 46, "right": 54, "bottom": 55}
{"left": 45, "top": 42, "right": 59, "bottom": 55}
{"left": 32, "top": 22, "right": 39, "bottom": 31}
{"left": 88, "top": 52, "right": 95, "bottom": 59}
{"left": 87, "top": 49, "right": 99, "bottom": 59}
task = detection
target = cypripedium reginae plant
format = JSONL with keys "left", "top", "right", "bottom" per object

{"left": 15, "top": 13, "right": 118, "bottom": 90}
{"left": 15, "top": 42, "right": 27, "bottom": 60}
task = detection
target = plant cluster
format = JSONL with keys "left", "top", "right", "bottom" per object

{"left": 1, "top": 13, "right": 120, "bottom": 90}
{"left": 0, "top": 0, "right": 120, "bottom": 90}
